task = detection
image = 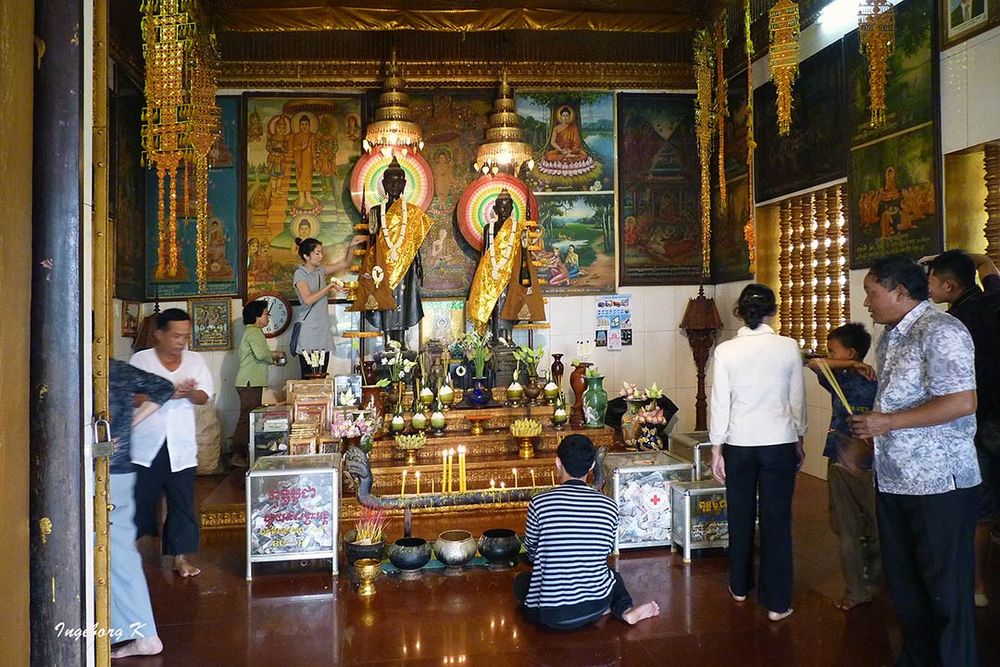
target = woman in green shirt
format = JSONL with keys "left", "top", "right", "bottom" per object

{"left": 232, "top": 300, "right": 282, "bottom": 467}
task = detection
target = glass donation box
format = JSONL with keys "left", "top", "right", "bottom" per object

{"left": 249, "top": 405, "right": 291, "bottom": 467}
{"left": 670, "top": 479, "right": 729, "bottom": 562}
{"left": 667, "top": 430, "right": 714, "bottom": 481}
{"left": 602, "top": 450, "right": 693, "bottom": 552}
{"left": 246, "top": 454, "right": 339, "bottom": 580}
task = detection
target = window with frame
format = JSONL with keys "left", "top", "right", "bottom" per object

{"left": 777, "top": 183, "right": 850, "bottom": 354}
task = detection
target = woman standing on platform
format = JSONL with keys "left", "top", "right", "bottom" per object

{"left": 709, "top": 283, "right": 806, "bottom": 622}
{"left": 231, "top": 300, "right": 283, "bottom": 467}
{"left": 292, "top": 236, "right": 353, "bottom": 378}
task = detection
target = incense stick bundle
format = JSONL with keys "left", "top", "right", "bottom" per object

{"left": 816, "top": 359, "right": 853, "bottom": 415}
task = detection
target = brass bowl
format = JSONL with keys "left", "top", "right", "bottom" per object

{"left": 434, "top": 530, "right": 478, "bottom": 575}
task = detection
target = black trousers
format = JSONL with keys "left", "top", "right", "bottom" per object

{"left": 876, "top": 487, "right": 978, "bottom": 667}
{"left": 134, "top": 444, "right": 199, "bottom": 556}
{"left": 724, "top": 442, "right": 797, "bottom": 613}
{"left": 513, "top": 570, "right": 633, "bottom": 630}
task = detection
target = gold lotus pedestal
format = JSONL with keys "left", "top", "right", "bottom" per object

{"left": 517, "top": 436, "right": 536, "bottom": 460}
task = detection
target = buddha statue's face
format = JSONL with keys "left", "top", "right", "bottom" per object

{"left": 493, "top": 195, "right": 514, "bottom": 223}
{"left": 383, "top": 169, "right": 406, "bottom": 199}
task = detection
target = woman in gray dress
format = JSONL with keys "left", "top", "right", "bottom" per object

{"left": 292, "top": 236, "right": 352, "bottom": 377}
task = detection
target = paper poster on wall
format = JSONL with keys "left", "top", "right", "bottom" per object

{"left": 595, "top": 294, "right": 632, "bottom": 351}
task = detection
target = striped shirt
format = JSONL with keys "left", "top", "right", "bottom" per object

{"left": 523, "top": 480, "right": 618, "bottom": 617}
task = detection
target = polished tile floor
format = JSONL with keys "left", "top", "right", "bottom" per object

{"left": 120, "top": 474, "right": 998, "bottom": 666}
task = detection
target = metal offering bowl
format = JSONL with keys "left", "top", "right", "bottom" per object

{"left": 354, "top": 558, "right": 381, "bottom": 596}
{"left": 388, "top": 537, "right": 431, "bottom": 578}
{"left": 478, "top": 528, "right": 521, "bottom": 570}
{"left": 434, "top": 530, "right": 478, "bottom": 574}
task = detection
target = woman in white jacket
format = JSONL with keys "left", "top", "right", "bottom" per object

{"left": 710, "top": 283, "right": 806, "bottom": 622}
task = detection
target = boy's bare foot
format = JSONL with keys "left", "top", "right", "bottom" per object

{"left": 172, "top": 555, "right": 201, "bottom": 577}
{"left": 622, "top": 601, "right": 660, "bottom": 625}
{"left": 111, "top": 636, "right": 163, "bottom": 658}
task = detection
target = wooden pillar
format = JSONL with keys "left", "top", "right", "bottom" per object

{"left": 0, "top": 0, "right": 36, "bottom": 664}
{"left": 985, "top": 142, "right": 1000, "bottom": 263}
{"left": 30, "top": 0, "right": 86, "bottom": 664}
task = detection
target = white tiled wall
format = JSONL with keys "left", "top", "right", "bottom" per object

{"left": 941, "top": 25, "right": 1000, "bottom": 154}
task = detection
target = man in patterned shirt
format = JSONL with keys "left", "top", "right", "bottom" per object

{"left": 851, "top": 255, "right": 980, "bottom": 667}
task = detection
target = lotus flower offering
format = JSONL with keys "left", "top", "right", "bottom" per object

{"left": 511, "top": 418, "right": 542, "bottom": 459}
{"left": 395, "top": 432, "right": 427, "bottom": 466}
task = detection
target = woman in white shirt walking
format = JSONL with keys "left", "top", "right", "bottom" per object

{"left": 710, "top": 283, "right": 806, "bottom": 622}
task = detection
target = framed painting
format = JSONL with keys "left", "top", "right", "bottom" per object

{"left": 146, "top": 96, "right": 242, "bottom": 299}
{"left": 517, "top": 92, "right": 615, "bottom": 194}
{"left": 410, "top": 90, "right": 495, "bottom": 298}
{"left": 188, "top": 298, "right": 232, "bottom": 351}
{"left": 121, "top": 300, "right": 140, "bottom": 338}
{"left": 754, "top": 41, "right": 847, "bottom": 203}
{"left": 941, "top": 0, "right": 999, "bottom": 49}
{"left": 534, "top": 193, "right": 617, "bottom": 294}
{"left": 243, "top": 93, "right": 364, "bottom": 302}
{"left": 112, "top": 69, "right": 146, "bottom": 301}
{"left": 845, "top": 0, "right": 935, "bottom": 147}
{"left": 616, "top": 93, "right": 702, "bottom": 285}
{"left": 333, "top": 374, "right": 363, "bottom": 407}
{"left": 848, "top": 123, "right": 942, "bottom": 268}
{"left": 711, "top": 175, "right": 754, "bottom": 283}
{"left": 419, "top": 299, "right": 465, "bottom": 348}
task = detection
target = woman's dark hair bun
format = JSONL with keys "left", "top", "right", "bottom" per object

{"left": 734, "top": 283, "right": 777, "bottom": 330}
{"left": 294, "top": 237, "right": 304, "bottom": 247}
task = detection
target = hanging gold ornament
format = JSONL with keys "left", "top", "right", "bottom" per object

{"left": 188, "top": 34, "right": 220, "bottom": 293}
{"left": 768, "top": 0, "right": 800, "bottom": 137}
{"left": 142, "top": 0, "right": 196, "bottom": 281}
{"left": 364, "top": 48, "right": 423, "bottom": 155}
{"left": 858, "top": 0, "right": 895, "bottom": 128}
{"left": 716, "top": 15, "right": 728, "bottom": 217}
{"left": 475, "top": 70, "right": 534, "bottom": 176}
{"left": 694, "top": 29, "right": 716, "bottom": 278}
{"left": 744, "top": 0, "right": 757, "bottom": 272}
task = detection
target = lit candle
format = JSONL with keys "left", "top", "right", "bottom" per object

{"left": 530, "top": 469, "right": 536, "bottom": 488}
{"left": 490, "top": 478, "right": 496, "bottom": 491}
{"left": 441, "top": 450, "right": 447, "bottom": 490}
{"left": 549, "top": 471, "right": 556, "bottom": 486}
{"left": 415, "top": 470, "right": 421, "bottom": 495}
{"left": 512, "top": 468, "right": 518, "bottom": 488}
{"left": 458, "top": 446, "right": 467, "bottom": 492}
{"left": 500, "top": 481, "right": 506, "bottom": 490}
{"left": 401, "top": 469, "right": 408, "bottom": 496}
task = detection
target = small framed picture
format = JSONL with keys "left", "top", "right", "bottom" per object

{"left": 941, "top": 0, "right": 997, "bottom": 48}
{"left": 188, "top": 298, "right": 232, "bottom": 351}
{"left": 121, "top": 300, "right": 141, "bottom": 338}
{"left": 419, "top": 299, "right": 466, "bottom": 349}
{"left": 334, "top": 374, "right": 363, "bottom": 407}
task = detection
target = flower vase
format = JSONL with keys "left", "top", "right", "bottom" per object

{"left": 569, "top": 363, "right": 592, "bottom": 427}
{"left": 621, "top": 399, "right": 645, "bottom": 450}
{"left": 636, "top": 424, "right": 662, "bottom": 451}
{"left": 550, "top": 354, "right": 565, "bottom": 387}
{"left": 468, "top": 377, "right": 491, "bottom": 407}
{"left": 582, "top": 375, "right": 608, "bottom": 428}
{"left": 523, "top": 374, "right": 542, "bottom": 405}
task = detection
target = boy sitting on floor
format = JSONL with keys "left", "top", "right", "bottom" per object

{"left": 513, "top": 434, "right": 660, "bottom": 630}
{"left": 806, "top": 323, "right": 881, "bottom": 610}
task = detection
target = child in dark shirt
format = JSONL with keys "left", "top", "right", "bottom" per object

{"left": 806, "top": 323, "right": 880, "bottom": 610}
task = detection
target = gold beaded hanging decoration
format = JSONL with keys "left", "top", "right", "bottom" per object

{"left": 694, "top": 29, "right": 716, "bottom": 277}
{"left": 188, "top": 34, "right": 220, "bottom": 292}
{"left": 768, "top": 0, "right": 800, "bottom": 136}
{"left": 716, "top": 14, "right": 728, "bottom": 217}
{"left": 142, "top": 0, "right": 196, "bottom": 281}
{"left": 858, "top": 0, "right": 895, "bottom": 128}
{"left": 744, "top": 0, "right": 757, "bottom": 272}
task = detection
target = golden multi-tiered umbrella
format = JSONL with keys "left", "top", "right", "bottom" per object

{"left": 363, "top": 49, "right": 423, "bottom": 156}
{"left": 475, "top": 71, "right": 534, "bottom": 176}
{"left": 858, "top": 0, "right": 895, "bottom": 128}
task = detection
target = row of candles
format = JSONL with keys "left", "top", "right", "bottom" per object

{"left": 398, "top": 461, "right": 558, "bottom": 496}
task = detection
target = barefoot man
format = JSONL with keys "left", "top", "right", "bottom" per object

{"left": 513, "top": 434, "right": 660, "bottom": 630}
{"left": 130, "top": 308, "right": 213, "bottom": 578}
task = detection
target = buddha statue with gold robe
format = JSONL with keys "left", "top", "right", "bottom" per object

{"left": 350, "top": 156, "right": 434, "bottom": 345}
{"left": 467, "top": 189, "right": 545, "bottom": 338}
